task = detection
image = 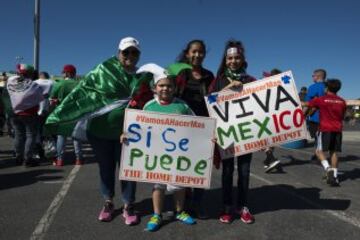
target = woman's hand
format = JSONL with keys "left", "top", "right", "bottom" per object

{"left": 222, "top": 80, "right": 243, "bottom": 91}
{"left": 120, "top": 133, "right": 128, "bottom": 144}
{"left": 231, "top": 81, "right": 243, "bottom": 88}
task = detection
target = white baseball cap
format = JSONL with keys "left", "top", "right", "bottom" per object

{"left": 118, "top": 37, "right": 140, "bottom": 51}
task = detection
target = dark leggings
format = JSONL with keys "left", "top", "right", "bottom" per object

{"left": 222, "top": 154, "right": 252, "bottom": 208}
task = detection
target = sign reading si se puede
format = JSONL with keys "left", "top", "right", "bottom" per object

{"left": 205, "top": 71, "right": 307, "bottom": 159}
{"left": 119, "top": 109, "right": 217, "bottom": 189}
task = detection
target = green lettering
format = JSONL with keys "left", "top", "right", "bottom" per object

{"left": 217, "top": 125, "right": 238, "bottom": 146}
{"left": 130, "top": 148, "right": 143, "bottom": 166}
{"left": 194, "top": 160, "right": 207, "bottom": 175}
{"left": 237, "top": 122, "right": 253, "bottom": 140}
{"left": 253, "top": 117, "right": 272, "bottom": 138}
{"left": 177, "top": 156, "right": 191, "bottom": 171}
{"left": 160, "top": 154, "right": 173, "bottom": 171}
{"left": 145, "top": 154, "right": 157, "bottom": 171}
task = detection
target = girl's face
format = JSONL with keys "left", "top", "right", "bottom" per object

{"left": 225, "top": 52, "right": 243, "bottom": 71}
{"left": 155, "top": 78, "right": 175, "bottom": 102}
{"left": 185, "top": 42, "right": 205, "bottom": 67}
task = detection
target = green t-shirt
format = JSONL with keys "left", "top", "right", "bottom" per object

{"left": 50, "top": 79, "right": 79, "bottom": 103}
{"left": 143, "top": 97, "right": 194, "bottom": 115}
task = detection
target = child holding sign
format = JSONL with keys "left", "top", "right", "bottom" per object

{"left": 121, "top": 63, "right": 196, "bottom": 232}
{"left": 209, "top": 40, "right": 255, "bottom": 224}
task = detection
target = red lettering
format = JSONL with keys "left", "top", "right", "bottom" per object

{"left": 293, "top": 108, "right": 305, "bottom": 128}
{"left": 272, "top": 114, "right": 280, "bottom": 133}
{"left": 279, "top": 110, "right": 291, "bottom": 130}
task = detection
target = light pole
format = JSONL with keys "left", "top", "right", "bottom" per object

{"left": 34, "top": 0, "right": 40, "bottom": 71}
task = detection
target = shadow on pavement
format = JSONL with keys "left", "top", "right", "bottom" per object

{"left": 249, "top": 184, "right": 351, "bottom": 215}
{"left": 280, "top": 154, "right": 317, "bottom": 167}
{"left": 340, "top": 168, "right": 360, "bottom": 182}
{"left": 0, "top": 169, "right": 63, "bottom": 190}
{"left": 339, "top": 155, "right": 360, "bottom": 163}
{"left": 130, "top": 184, "right": 353, "bottom": 220}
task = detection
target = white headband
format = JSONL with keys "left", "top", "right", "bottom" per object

{"left": 227, "top": 47, "right": 241, "bottom": 56}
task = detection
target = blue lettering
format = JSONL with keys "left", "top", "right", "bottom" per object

{"left": 162, "top": 128, "right": 176, "bottom": 152}
{"left": 146, "top": 126, "right": 152, "bottom": 148}
{"left": 127, "top": 123, "right": 141, "bottom": 143}
{"left": 179, "top": 138, "right": 189, "bottom": 151}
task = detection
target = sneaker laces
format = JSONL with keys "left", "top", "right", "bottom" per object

{"left": 149, "top": 214, "right": 162, "bottom": 224}
{"left": 104, "top": 201, "right": 113, "bottom": 212}
{"left": 125, "top": 204, "right": 135, "bottom": 216}
{"left": 242, "top": 206, "right": 250, "bottom": 214}
{"left": 177, "top": 211, "right": 191, "bottom": 221}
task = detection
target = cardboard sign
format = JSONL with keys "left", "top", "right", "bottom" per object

{"left": 119, "top": 109, "right": 217, "bottom": 189}
{"left": 205, "top": 71, "right": 307, "bottom": 159}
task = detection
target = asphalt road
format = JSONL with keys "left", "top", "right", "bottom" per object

{"left": 1, "top": 123, "right": 360, "bottom": 240}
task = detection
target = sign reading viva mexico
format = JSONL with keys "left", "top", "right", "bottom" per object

{"left": 119, "top": 109, "right": 217, "bottom": 189}
{"left": 205, "top": 71, "right": 307, "bottom": 159}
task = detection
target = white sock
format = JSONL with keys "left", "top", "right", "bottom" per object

{"left": 321, "top": 160, "right": 330, "bottom": 170}
{"left": 333, "top": 168, "right": 338, "bottom": 178}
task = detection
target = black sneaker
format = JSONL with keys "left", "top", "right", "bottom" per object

{"left": 326, "top": 169, "right": 340, "bottom": 186}
{"left": 263, "top": 156, "right": 271, "bottom": 169}
{"left": 264, "top": 150, "right": 276, "bottom": 169}
{"left": 329, "top": 177, "right": 340, "bottom": 187}
{"left": 326, "top": 170, "right": 340, "bottom": 187}
{"left": 275, "top": 164, "right": 285, "bottom": 173}
{"left": 265, "top": 160, "right": 281, "bottom": 173}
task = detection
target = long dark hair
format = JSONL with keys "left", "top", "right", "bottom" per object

{"left": 176, "top": 39, "right": 207, "bottom": 64}
{"left": 216, "top": 39, "right": 247, "bottom": 77}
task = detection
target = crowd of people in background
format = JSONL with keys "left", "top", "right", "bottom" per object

{"left": 0, "top": 36, "right": 358, "bottom": 232}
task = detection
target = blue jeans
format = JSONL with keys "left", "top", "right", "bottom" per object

{"left": 12, "top": 115, "right": 38, "bottom": 160}
{"left": 56, "top": 135, "right": 83, "bottom": 160}
{"left": 87, "top": 132, "right": 136, "bottom": 205}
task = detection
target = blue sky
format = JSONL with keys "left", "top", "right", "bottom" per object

{"left": 1, "top": 0, "right": 359, "bottom": 98}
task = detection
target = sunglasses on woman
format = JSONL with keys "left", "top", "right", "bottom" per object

{"left": 121, "top": 49, "right": 140, "bottom": 57}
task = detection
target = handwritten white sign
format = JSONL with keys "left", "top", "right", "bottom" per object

{"left": 119, "top": 109, "right": 216, "bottom": 189}
{"left": 205, "top": 71, "right": 307, "bottom": 159}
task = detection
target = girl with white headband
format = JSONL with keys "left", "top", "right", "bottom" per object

{"left": 209, "top": 40, "right": 256, "bottom": 224}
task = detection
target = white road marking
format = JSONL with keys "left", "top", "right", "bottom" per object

{"left": 250, "top": 173, "right": 360, "bottom": 229}
{"left": 30, "top": 165, "right": 81, "bottom": 240}
{"left": 41, "top": 180, "right": 64, "bottom": 184}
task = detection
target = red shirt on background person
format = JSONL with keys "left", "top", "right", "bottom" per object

{"left": 308, "top": 88, "right": 346, "bottom": 132}
{"left": 306, "top": 79, "right": 346, "bottom": 187}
